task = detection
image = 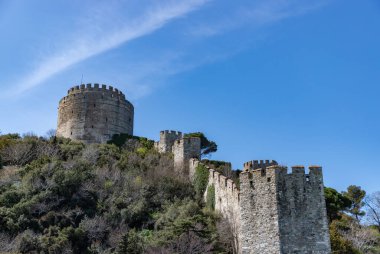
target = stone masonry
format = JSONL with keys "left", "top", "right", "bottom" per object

{"left": 239, "top": 164, "right": 331, "bottom": 253}
{"left": 156, "top": 131, "right": 331, "bottom": 254}
{"left": 154, "top": 130, "right": 183, "bottom": 153}
{"left": 172, "top": 137, "right": 201, "bottom": 174}
{"left": 154, "top": 130, "right": 201, "bottom": 175}
{"left": 56, "top": 84, "right": 134, "bottom": 143}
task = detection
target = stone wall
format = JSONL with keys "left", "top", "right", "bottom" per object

{"left": 156, "top": 132, "right": 331, "bottom": 254}
{"left": 172, "top": 137, "right": 201, "bottom": 174}
{"left": 207, "top": 166, "right": 241, "bottom": 252}
{"left": 56, "top": 84, "right": 134, "bottom": 143}
{"left": 154, "top": 130, "right": 183, "bottom": 153}
{"left": 239, "top": 166, "right": 283, "bottom": 254}
{"left": 239, "top": 165, "right": 331, "bottom": 254}
{"left": 277, "top": 166, "right": 331, "bottom": 253}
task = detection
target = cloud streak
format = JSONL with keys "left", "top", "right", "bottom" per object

{"left": 9, "top": 0, "right": 208, "bottom": 95}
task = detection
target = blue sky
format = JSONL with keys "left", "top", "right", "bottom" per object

{"left": 0, "top": 0, "right": 379, "bottom": 193}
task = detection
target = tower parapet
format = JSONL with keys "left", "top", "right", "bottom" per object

{"left": 56, "top": 83, "right": 134, "bottom": 143}
{"left": 243, "top": 159, "right": 278, "bottom": 170}
{"left": 172, "top": 137, "right": 201, "bottom": 173}
{"left": 154, "top": 130, "right": 183, "bottom": 153}
{"left": 239, "top": 162, "right": 331, "bottom": 253}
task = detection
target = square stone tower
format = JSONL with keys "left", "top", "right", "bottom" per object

{"left": 172, "top": 137, "right": 201, "bottom": 174}
{"left": 239, "top": 164, "right": 331, "bottom": 253}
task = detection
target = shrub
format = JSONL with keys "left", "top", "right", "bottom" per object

{"left": 330, "top": 220, "right": 360, "bottom": 254}
{"left": 0, "top": 189, "right": 24, "bottom": 208}
{"left": 97, "top": 144, "right": 120, "bottom": 167}
{"left": 206, "top": 184, "right": 215, "bottom": 211}
{"left": 193, "top": 164, "right": 209, "bottom": 199}
{"left": 57, "top": 139, "right": 85, "bottom": 160}
{"left": 109, "top": 134, "right": 154, "bottom": 151}
{"left": 147, "top": 199, "right": 217, "bottom": 253}
{"left": 117, "top": 228, "right": 144, "bottom": 254}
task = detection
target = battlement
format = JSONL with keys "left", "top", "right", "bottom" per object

{"left": 211, "top": 169, "right": 239, "bottom": 193}
{"left": 243, "top": 160, "right": 278, "bottom": 171}
{"left": 67, "top": 83, "right": 125, "bottom": 96}
{"left": 239, "top": 162, "right": 330, "bottom": 253}
{"left": 160, "top": 130, "right": 183, "bottom": 136}
{"left": 174, "top": 136, "right": 200, "bottom": 145}
{"left": 155, "top": 130, "right": 183, "bottom": 153}
{"left": 242, "top": 164, "right": 323, "bottom": 175}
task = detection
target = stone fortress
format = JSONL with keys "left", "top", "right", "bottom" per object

{"left": 57, "top": 85, "right": 331, "bottom": 254}
{"left": 56, "top": 83, "right": 134, "bottom": 143}
{"left": 155, "top": 131, "right": 331, "bottom": 254}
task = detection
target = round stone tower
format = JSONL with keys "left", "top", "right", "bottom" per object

{"left": 56, "top": 83, "right": 134, "bottom": 143}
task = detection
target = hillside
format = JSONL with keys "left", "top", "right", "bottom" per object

{"left": 0, "top": 134, "right": 233, "bottom": 253}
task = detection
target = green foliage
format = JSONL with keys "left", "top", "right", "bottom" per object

{"left": 330, "top": 220, "right": 361, "bottom": 254}
{"left": 194, "top": 164, "right": 209, "bottom": 199}
{"left": 136, "top": 147, "right": 149, "bottom": 157}
{"left": 206, "top": 184, "right": 215, "bottom": 211}
{"left": 324, "top": 187, "right": 352, "bottom": 222}
{"left": 147, "top": 198, "right": 217, "bottom": 252}
{"left": 97, "top": 144, "right": 120, "bottom": 167}
{"left": 51, "top": 162, "right": 93, "bottom": 198}
{"left": 108, "top": 133, "right": 133, "bottom": 147}
{"left": 57, "top": 138, "right": 85, "bottom": 160}
{"left": 39, "top": 226, "right": 88, "bottom": 253}
{"left": 108, "top": 133, "right": 154, "bottom": 150}
{"left": 0, "top": 189, "right": 24, "bottom": 207}
{"left": 138, "top": 137, "right": 154, "bottom": 150}
{"left": 343, "top": 185, "right": 366, "bottom": 221}
{"left": 0, "top": 135, "right": 232, "bottom": 253}
{"left": 202, "top": 159, "right": 230, "bottom": 169}
{"left": 19, "top": 155, "right": 51, "bottom": 177}
{"left": 117, "top": 228, "right": 144, "bottom": 254}
{"left": 184, "top": 132, "right": 217, "bottom": 156}
{"left": 0, "top": 133, "right": 20, "bottom": 150}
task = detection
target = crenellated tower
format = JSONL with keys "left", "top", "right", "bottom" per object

{"left": 172, "top": 137, "right": 201, "bottom": 173}
{"left": 56, "top": 83, "right": 134, "bottom": 143}
{"left": 154, "top": 130, "right": 183, "bottom": 153}
{"left": 239, "top": 163, "right": 331, "bottom": 253}
{"left": 153, "top": 129, "right": 331, "bottom": 253}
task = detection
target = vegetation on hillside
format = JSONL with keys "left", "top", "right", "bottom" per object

{"left": 0, "top": 133, "right": 232, "bottom": 253}
{"left": 325, "top": 185, "right": 380, "bottom": 253}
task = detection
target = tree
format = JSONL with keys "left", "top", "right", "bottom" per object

{"left": 117, "top": 229, "right": 143, "bottom": 254}
{"left": 365, "top": 192, "right": 380, "bottom": 232}
{"left": 45, "top": 129, "right": 56, "bottom": 140}
{"left": 324, "top": 187, "right": 352, "bottom": 222}
{"left": 184, "top": 132, "right": 217, "bottom": 156}
{"left": 338, "top": 219, "right": 379, "bottom": 253}
{"left": 329, "top": 219, "right": 360, "bottom": 254}
{"left": 343, "top": 185, "right": 366, "bottom": 221}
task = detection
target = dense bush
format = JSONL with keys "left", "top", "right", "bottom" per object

{"left": 193, "top": 164, "right": 209, "bottom": 200}
{"left": 206, "top": 184, "right": 215, "bottom": 211}
{"left": 0, "top": 133, "right": 231, "bottom": 253}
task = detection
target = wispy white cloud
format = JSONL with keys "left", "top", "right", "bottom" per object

{"left": 7, "top": 0, "right": 208, "bottom": 96}
{"left": 111, "top": 0, "right": 332, "bottom": 98}
{"left": 5, "top": 0, "right": 331, "bottom": 98}
{"left": 187, "top": 0, "right": 331, "bottom": 37}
